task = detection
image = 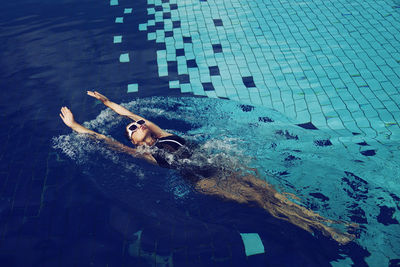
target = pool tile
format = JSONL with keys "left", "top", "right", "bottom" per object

{"left": 127, "top": 84, "right": 138, "bottom": 93}
{"left": 119, "top": 53, "right": 130, "bottom": 63}
{"left": 139, "top": 23, "right": 147, "bottom": 31}
{"left": 191, "top": 82, "right": 205, "bottom": 96}
{"left": 176, "top": 48, "right": 185, "bottom": 56}
{"left": 169, "top": 80, "right": 180, "bottom": 88}
{"left": 110, "top": 0, "right": 118, "bottom": 6}
{"left": 148, "top": 32, "right": 156, "bottom": 40}
{"left": 202, "top": 82, "right": 214, "bottom": 91}
{"left": 158, "top": 65, "right": 168, "bottom": 77}
{"left": 187, "top": 59, "right": 197, "bottom": 68}
{"left": 177, "top": 57, "right": 188, "bottom": 74}
{"left": 124, "top": 8, "right": 133, "bottom": 14}
{"left": 209, "top": 66, "right": 220, "bottom": 76}
{"left": 239, "top": 233, "right": 265, "bottom": 256}
{"left": 213, "top": 19, "right": 223, "bottom": 27}
{"left": 113, "top": 36, "right": 122, "bottom": 43}
{"left": 205, "top": 90, "right": 218, "bottom": 98}
{"left": 163, "top": 12, "right": 171, "bottom": 19}
{"left": 242, "top": 76, "right": 256, "bottom": 88}
{"left": 115, "top": 17, "right": 124, "bottom": 23}
{"left": 180, "top": 83, "right": 192, "bottom": 93}
{"left": 183, "top": 36, "right": 192, "bottom": 43}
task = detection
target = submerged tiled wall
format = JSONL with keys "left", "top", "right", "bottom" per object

{"left": 136, "top": 0, "right": 400, "bottom": 144}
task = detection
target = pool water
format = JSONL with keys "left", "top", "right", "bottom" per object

{"left": 1, "top": 0, "right": 400, "bottom": 266}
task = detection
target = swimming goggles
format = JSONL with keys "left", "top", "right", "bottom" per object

{"left": 126, "top": 120, "right": 146, "bottom": 139}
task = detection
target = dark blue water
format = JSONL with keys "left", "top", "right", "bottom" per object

{"left": 0, "top": 0, "right": 371, "bottom": 266}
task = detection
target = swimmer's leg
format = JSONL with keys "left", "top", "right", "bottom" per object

{"left": 195, "top": 175, "right": 355, "bottom": 245}
{"left": 239, "top": 174, "right": 356, "bottom": 244}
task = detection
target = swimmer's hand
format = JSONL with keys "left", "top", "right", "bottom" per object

{"left": 59, "top": 106, "right": 104, "bottom": 136}
{"left": 87, "top": 91, "right": 109, "bottom": 103}
{"left": 59, "top": 106, "right": 76, "bottom": 128}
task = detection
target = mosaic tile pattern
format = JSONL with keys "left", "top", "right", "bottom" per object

{"left": 108, "top": 0, "right": 400, "bottom": 265}
{"left": 133, "top": 0, "right": 400, "bottom": 147}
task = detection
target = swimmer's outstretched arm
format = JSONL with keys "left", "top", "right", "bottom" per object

{"left": 59, "top": 106, "right": 157, "bottom": 164}
{"left": 87, "top": 91, "right": 170, "bottom": 138}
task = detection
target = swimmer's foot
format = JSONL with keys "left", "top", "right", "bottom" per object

{"left": 331, "top": 232, "right": 355, "bottom": 245}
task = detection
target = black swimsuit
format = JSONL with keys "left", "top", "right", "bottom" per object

{"left": 151, "top": 135, "right": 217, "bottom": 181}
{"left": 151, "top": 135, "right": 190, "bottom": 168}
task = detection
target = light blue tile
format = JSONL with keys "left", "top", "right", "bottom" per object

{"left": 188, "top": 68, "right": 200, "bottom": 79}
{"left": 148, "top": 32, "right": 156, "bottom": 41}
{"left": 249, "top": 92, "right": 262, "bottom": 106}
{"left": 171, "top": 9, "right": 179, "bottom": 19}
{"left": 115, "top": 17, "right": 124, "bottom": 23}
{"left": 119, "top": 53, "right": 130, "bottom": 63}
{"left": 127, "top": 84, "right": 138, "bottom": 93}
{"left": 224, "top": 79, "right": 236, "bottom": 92}
{"left": 205, "top": 90, "right": 219, "bottom": 98}
{"left": 148, "top": 19, "right": 155, "bottom": 26}
{"left": 206, "top": 57, "right": 217, "bottom": 66}
{"left": 158, "top": 65, "right": 168, "bottom": 77}
{"left": 113, "top": 36, "right": 122, "bottom": 43}
{"left": 155, "top": 11, "right": 163, "bottom": 22}
{"left": 232, "top": 75, "right": 243, "bottom": 85}
{"left": 177, "top": 59, "right": 188, "bottom": 75}
{"left": 240, "top": 67, "right": 251, "bottom": 77}
{"left": 219, "top": 69, "right": 231, "bottom": 80}
{"left": 156, "top": 29, "right": 165, "bottom": 43}
{"left": 166, "top": 52, "right": 176, "bottom": 61}
{"left": 169, "top": 80, "right": 180, "bottom": 88}
{"left": 139, "top": 23, "right": 147, "bottom": 31}
{"left": 213, "top": 83, "right": 227, "bottom": 98}
{"left": 165, "top": 37, "right": 174, "bottom": 47}
{"left": 380, "top": 65, "right": 396, "bottom": 77}
{"left": 200, "top": 72, "right": 211, "bottom": 83}
{"left": 192, "top": 82, "right": 206, "bottom": 96}
{"left": 157, "top": 52, "right": 167, "bottom": 68}
{"left": 110, "top": 0, "right": 118, "bottom": 6}
{"left": 164, "top": 20, "right": 173, "bottom": 31}
{"left": 381, "top": 81, "right": 397, "bottom": 95}
{"left": 319, "top": 77, "right": 332, "bottom": 87}
{"left": 124, "top": 8, "right": 132, "bottom": 14}
{"left": 372, "top": 71, "right": 388, "bottom": 82}
{"left": 180, "top": 83, "right": 192, "bottom": 93}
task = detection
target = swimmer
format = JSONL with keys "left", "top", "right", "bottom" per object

{"left": 59, "top": 91, "right": 356, "bottom": 245}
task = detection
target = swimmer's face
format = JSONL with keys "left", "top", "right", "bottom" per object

{"left": 126, "top": 120, "right": 150, "bottom": 145}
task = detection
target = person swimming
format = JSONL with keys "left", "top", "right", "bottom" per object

{"left": 59, "top": 91, "right": 356, "bottom": 244}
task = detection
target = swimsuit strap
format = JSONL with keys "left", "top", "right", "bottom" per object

{"left": 154, "top": 135, "right": 186, "bottom": 151}
{"left": 151, "top": 135, "right": 187, "bottom": 168}
{"left": 157, "top": 137, "right": 184, "bottom": 147}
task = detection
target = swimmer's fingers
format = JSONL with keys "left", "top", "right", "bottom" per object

{"left": 87, "top": 90, "right": 100, "bottom": 100}
{"left": 59, "top": 107, "right": 75, "bottom": 127}
{"left": 87, "top": 91, "right": 108, "bottom": 102}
